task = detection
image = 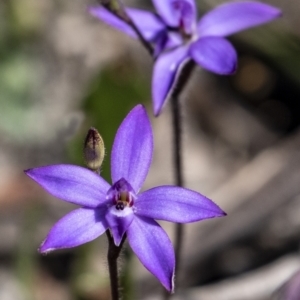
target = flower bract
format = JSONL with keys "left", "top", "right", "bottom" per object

{"left": 25, "top": 105, "right": 225, "bottom": 291}
{"left": 89, "top": 1, "right": 281, "bottom": 115}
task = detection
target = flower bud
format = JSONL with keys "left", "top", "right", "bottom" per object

{"left": 84, "top": 127, "right": 105, "bottom": 172}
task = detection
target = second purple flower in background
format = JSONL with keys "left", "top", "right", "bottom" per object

{"left": 89, "top": 0, "right": 281, "bottom": 115}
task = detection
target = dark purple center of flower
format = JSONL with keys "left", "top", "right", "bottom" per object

{"left": 172, "top": 0, "right": 193, "bottom": 39}
{"left": 115, "top": 191, "right": 133, "bottom": 210}
{"left": 107, "top": 178, "right": 135, "bottom": 211}
{"left": 116, "top": 202, "right": 125, "bottom": 210}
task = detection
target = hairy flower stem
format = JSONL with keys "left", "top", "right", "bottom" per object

{"left": 106, "top": 231, "right": 127, "bottom": 300}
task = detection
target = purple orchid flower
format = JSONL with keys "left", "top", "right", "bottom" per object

{"left": 25, "top": 105, "right": 225, "bottom": 291}
{"left": 89, "top": 1, "right": 281, "bottom": 115}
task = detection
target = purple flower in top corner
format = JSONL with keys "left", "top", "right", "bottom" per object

{"left": 25, "top": 105, "right": 225, "bottom": 292}
{"left": 89, "top": 1, "right": 281, "bottom": 115}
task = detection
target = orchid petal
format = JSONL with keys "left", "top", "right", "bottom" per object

{"left": 89, "top": 6, "right": 165, "bottom": 40}
{"left": 152, "top": 0, "right": 196, "bottom": 31}
{"left": 198, "top": 1, "right": 281, "bottom": 37}
{"left": 172, "top": 0, "right": 197, "bottom": 34}
{"left": 127, "top": 216, "right": 175, "bottom": 292}
{"left": 189, "top": 37, "right": 237, "bottom": 75}
{"left": 152, "top": 46, "right": 189, "bottom": 116}
{"left": 166, "top": 32, "right": 183, "bottom": 49}
{"left": 153, "top": 31, "right": 183, "bottom": 57}
{"left": 135, "top": 186, "right": 226, "bottom": 222}
{"left": 111, "top": 105, "right": 153, "bottom": 193}
{"left": 25, "top": 165, "right": 110, "bottom": 207}
{"left": 153, "top": 31, "right": 169, "bottom": 58}
{"left": 152, "top": 0, "right": 178, "bottom": 27}
{"left": 105, "top": 206, "right": 134, "bottom": 246}
{"left": 39, "top": 207, "right": 108, "bottom": 253}
{"left": 89, "top": 6, "right": 135, "bottom": 37}
{"left": 126, "top": 8, "right": 165, "bottom": 40}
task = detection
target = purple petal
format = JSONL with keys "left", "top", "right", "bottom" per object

{"left": 152, "top": 0, "right": 178, "bottom": 27}
{"left": 127, "top": 216, "right": 175, "bottom": 292}
{"left": 25, "top": 164, "right": 110, "bottom": 207}
{"left": 166, "top": 32, "right": 183, "bottom": 48}
{"left": 111, "top": 105, "right": 153, "bottom": 193}
{"left": 189, "top": 37, "right": 237, "bottom": 75}
{"left": 153, "top": 31, "right": 169, "bottom": 58}
{"left": 135, "top": 186, "right": 226, "bottom": 222}
{"left": 39, "top": 207, "right": 108, "bottom": 253}
{"left": 198, "top": 1, "right": 281, "bottom": 37}
{"left": 88, "top": 6, "right": 165, "bottom": 40}
{"left": 153, "top": 31, "right": 184, "bottom": 57}
{"left": 152, "top": 0, "right": 196, "bottom": 31}
{"left": 105, "top": 206, "right": 134, "bottom": 246}
{"left": 126, "top": 8, "right": 166, "bottom": 40}
{"left": 172, "top": 0, "right": 197, "bottom": 34}
{"left": 89, "top": 6, "right": 134, "bottom": 37}
{"left": 152, "top": 46, "right": 189, "bottom": 116}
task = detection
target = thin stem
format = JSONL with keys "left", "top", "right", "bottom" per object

{"left": 164, "top": 61, "right": 195, "bottom": 300}
{"left": 162, "top": 94, "right": 184, "bottom": 300}
{"left": 106, "top": 231, "right": 127, "bottom": 300}
{"left": 172, "top": 62, "right": 195, "bottom": 268}
{"left": 171, "top": 94, "right": 184, "bottom": 187}
{"left": 171, "top": 92, "right": 184, "bottom": 278}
